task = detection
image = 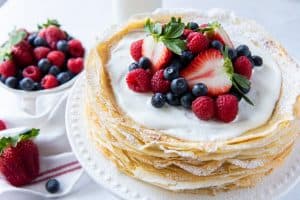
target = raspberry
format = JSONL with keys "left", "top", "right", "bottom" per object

{"left": 68, "top": 39, "right": 84, "bottom": 58}
{"left": 41, "top": 74, "right": 59, "bottom": 89}
{"left": 33, "top": 47, "right": 50, "bottom": 60}
{"left": 67, "top": 58, "right": 84, "bottom": 74}
{"left": 126, "top": 69, "right": 152, "bottom": 93}
{"left": 0, "top": 120, "right": 6, "bottom": 131}
{"left": 233, "top": 56, "right": 253, "bottom": 79}
{"left": 0, "top": 60, "right": 17, "bottom": 78}
{"left": 22, "top": 66, "right": 42, "bottom": 82}
{"left": 47, "top": 51, "right": 65, "bottom": 67}
{"left": 192, "top": 96, "right": 215, "bottom": 120}
{"left": 216, "top": 94, "right": 239, "bottom": 123}
{"left": 130, "top": 39, "right": 143, "bottom": 61}
{"left": 42, "top": 25, "right": 66, "bottom": 49}
{"left": 182, "top": 29, "right": 193, "bottom": 38}
{"left": 12, "top": 41, "right": 35, "bottom": 67}
{"left": 187, "top": 32, "right": 209, "bottom": 54}
{"left": 151, "top": 70, "right": 170, "bottom": 93}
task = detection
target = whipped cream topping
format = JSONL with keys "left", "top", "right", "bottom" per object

{"left": 107, "top": 29, "right": 281, "bottom": 142}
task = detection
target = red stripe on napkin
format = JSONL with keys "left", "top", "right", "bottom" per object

{"left": 38, "top": 161, "right": 79, "bottom": 177}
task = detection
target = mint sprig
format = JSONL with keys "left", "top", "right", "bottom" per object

{"left": 0, "top": 128, "right": 39, "bottom": 154}
{"left": 222, "top": 48, "right": 254, "bottom": 106}
{"left": 144, "top": 17, "right": 186, "bottom": 55}
{"left": 0, "top": 29, "right": 26, "bottom": 62}
{"left": 38, "top": 19, "right": 60, "bottom": 29}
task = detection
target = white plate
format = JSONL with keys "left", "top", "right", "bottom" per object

{"left": 66, "top": 75, "right": 300, "bottom": 200}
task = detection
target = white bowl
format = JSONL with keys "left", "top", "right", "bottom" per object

{"left": 0, "top": 73, "right": 80, "bottom": 115}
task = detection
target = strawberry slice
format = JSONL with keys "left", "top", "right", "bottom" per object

{"left": 180, "top": 49, "right": 232, "bottom": 96}
{"left": 203, "top": 22, "right": 234, "bottom": 48}
{"left": 141, "top": 36, "right": 172, "bottom": 72}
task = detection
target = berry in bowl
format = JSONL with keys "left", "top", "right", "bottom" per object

{"left": 0, "top": 19, "right": 85, "bottom": 92}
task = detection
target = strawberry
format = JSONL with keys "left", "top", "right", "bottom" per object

{"left": 186, "top": 32, "right": 209, "bottom": 54}
{"left": 180, "top": 49, "right": 232, "bottom": 96}
{"left": 0, "top": 60, "right": 17, "bottom": 78}
{"left": 141, "top": 36, "right": 172, "bottom": 72}
{"left": 12, "top": 41, "right": 35, "bottom": 67}
{"left": 202, "top": 22, "right": 234, "bottom": 48}
{"left": 130, "top": 39, "right": 143, "bottom": 61}
{"left": 33, "top": 47, "right": 50, "bottom": 60}
{"left": 0, "top": 120, "right": 6, "bottom": 131}
{"left": 192, "top": 96, "right": 215, "bottom": 120}
{"left": 126, "top": 68, "right": 152, "bottom": 93}
{"left": 0, "top": 129, "right": 39, "bottom": 186}
{"left": 151, "top": 70, "right": 170, "bottom": 93}
{"left": 216, "top": 94, "right": 238, "bottom": 122}
{"left": 39, "top": 22, "right": 66, "bottom": 49}
{"left": 233, "top": 56, "right": 253, "bottom": 79}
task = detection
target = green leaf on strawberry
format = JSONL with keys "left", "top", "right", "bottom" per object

{"left": 144, "top": 17, "right": 186, "bottom": 55}
{"left": 0, "top": 128, "right": 39, "bottom": 154}
{"left": 38, "top": 19, "right": 61, "bottom": 29}
{"left": 0, "top": 29, "right": 26, "bottom": 62}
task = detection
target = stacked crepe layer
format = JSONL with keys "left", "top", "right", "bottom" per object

{"left": 84, "top": 9, "right": 300, "bottom": 193}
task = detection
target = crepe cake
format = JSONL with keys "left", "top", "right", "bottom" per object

{"left": 84, "top": 9, "right": 300, "bottom": 193}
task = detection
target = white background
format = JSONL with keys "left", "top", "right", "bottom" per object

{"left": 0, "top": 0, "right": 299, "bottom": 199}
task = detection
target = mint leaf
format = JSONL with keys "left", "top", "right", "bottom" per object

{"left": 153, "top": 23, "right": 162, "bottom": 35}
{"left": 38, "top": 19, "right": 60, "bottom": 29}
{"left": 232, "top": 81, "right": 254, "bottom": 105}
{"left": 161, "top": 38, "right": 186, "bottom": 55}
{"left": 0, "top": 29, "right": 26, "bottom": 62}
{"left": 233, "top": 73, "right": 251, "bottom": 90}
{"left": 164, "top": 23, "right": 185, "bottom": 39}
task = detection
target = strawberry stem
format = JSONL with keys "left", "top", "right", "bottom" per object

{"left": 0, "top": 128, "right": 39, "bottom": 154}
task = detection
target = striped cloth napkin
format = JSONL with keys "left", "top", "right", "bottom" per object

{"left": 0, "top": 87, "right": 85, "bottom": 199}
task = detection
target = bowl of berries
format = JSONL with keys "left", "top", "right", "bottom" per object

{"left": 0, "top": 19, "right": 85, "bottom": 114}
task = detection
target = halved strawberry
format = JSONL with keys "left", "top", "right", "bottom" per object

{"left": 180, "top": 49, "right": 232, "bottom": 96}
{"left": 202, "top": 22, "right": 234, "bottom": 48}
{"left": 141, "top": 36, "right": 172, "bottom": 72}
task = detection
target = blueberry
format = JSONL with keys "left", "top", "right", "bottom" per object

{"left": 19, "top": 78, "right": 35, "bottom": 91}
{"left": 169, "top": 58, "right": 184, "bottom": 70}
{"left": 170, "top": 78, "right": 188, "bottom": 96}
{"left": 230, "top": 87, "right": 242, "bottom": 101}
{"left": 252, "top": 55, "right": 263, "bottom": 66}
{"left": 38, "top": 58, "right": 51, "bottom": 73}
{"left": 180, "top": 93, "right": 194, "bottom": 109}
{"left": 5, "top": 77, "right": 17, "bottom": 88}
{"left": 247, "top": 56, "right": 255, "bottom": 67}
{"left": 0, "top": 75, "right": 6, "bottom": 83}
{"left": 180, "top": 51, "right": 194, "bottom": 64}
{"left": 166, "top": 92, "right": 180, "bottom": 106}
{"left": 46, "top": 179, "right": 60, "bottom": 193}
{"left": 128, "top": 62, "right": 140, "bottom": 71}
{"left": 28, "top": 32, "right": 37, "bottom": 46}
{"left": 138, "top": 57, "right": 151, "bottom": 69}
{"left": 65, "top": 31, "right": 73, "bottom": 41}
{"left": 33, "top": 36, "right": 48, "bottom": 47}
{"left": 56, "top": 40, "right": 68, "bottom": 52}
{"left": 48, "top": 66, "right": 61, "bottom": 76}
{"left": 236, "top": 45, "right": 251, "bottom": 57}
{"left": 163, "top": 67, "right": 179, "bottom": 81}
{"left": 16, "top": 70, "right": 23, "bottom": 81}
{"left": 57, "top": 72, "right": 71, "bottom": 84}
{"left": 188, "top": 22, "right": 199, "bottom": 30}
{"left": 228, "top": 48, "right": 237, "bottom": 60}
{"left": 192, "top": 83, "right": 208, "bottom": 97}
{"left": 211, "top": 40, "right": 223, "bottom": 51}
{"left": 33, "top": 82, "right": 42, "bottom": 90}
{"left": 151, "top": 93, "right": 166, "bottom": 108}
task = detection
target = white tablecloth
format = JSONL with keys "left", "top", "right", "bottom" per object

{"left": 0, "top": 0, "right": 299, "bottom": 199}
